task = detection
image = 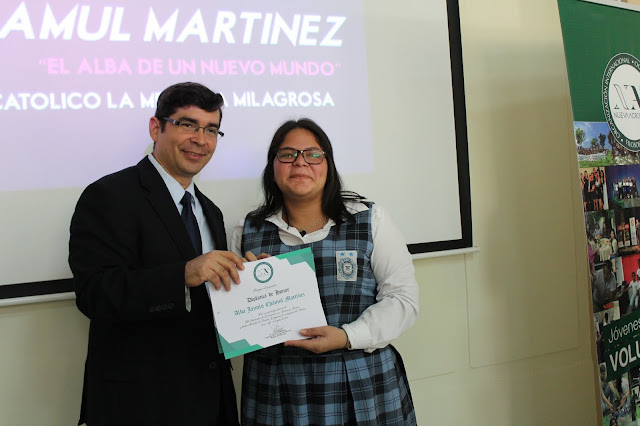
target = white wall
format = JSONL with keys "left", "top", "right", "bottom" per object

{"left": 394, "top": 0, "right": 599, "bottom": 423}
{"left": 0, "top": 0, "right": 603, "bottom": 425}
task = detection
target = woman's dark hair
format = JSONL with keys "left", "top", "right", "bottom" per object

{"left": 154, "top": 82, "right": 224, "bottom": 131}
{"left": 247, "top": 118, "right": 364, "bottom": 229}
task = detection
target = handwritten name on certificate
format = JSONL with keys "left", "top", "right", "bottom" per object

{"left": 209, "top": 247, "right": 327, "bottom": 359}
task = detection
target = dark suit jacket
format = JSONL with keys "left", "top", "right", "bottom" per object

{"left": 69, "top": 157, "right": 238, "bottom": 426}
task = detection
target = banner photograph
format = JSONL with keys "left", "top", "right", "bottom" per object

{"left": 559, "top": 0, "right": 640, "bottom": 424}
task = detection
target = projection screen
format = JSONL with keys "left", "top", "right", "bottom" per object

{"left": 0, "top": 0, "right": 471, "bottom": 303}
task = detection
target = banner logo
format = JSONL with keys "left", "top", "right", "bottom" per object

{"left": 253, "top": 262, "right": 273, "bottom": 283}
{"left": 603, "top": 52, "right": 640, "bottom": 151}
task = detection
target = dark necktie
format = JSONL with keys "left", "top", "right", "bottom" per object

{"left": 180, "top": 191, "right": 202, "bottom": 256}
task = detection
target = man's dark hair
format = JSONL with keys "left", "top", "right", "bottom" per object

{"left": 154, "top": 82, "right": 224, "bottom": 131}
{"left": 247, "top": 118, "right": 364, "bottom": 229}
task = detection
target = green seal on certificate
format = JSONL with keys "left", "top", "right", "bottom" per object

{"left": 253, "top": 262, "right": 274, "bottom": 283}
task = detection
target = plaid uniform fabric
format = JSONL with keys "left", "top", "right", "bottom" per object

{"left": 240, "top": 204, "right": 416, "bottom": 426}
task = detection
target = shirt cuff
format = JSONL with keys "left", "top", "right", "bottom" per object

{"left": 185, "top": 286, "right": 191, "bottom": 312}
{"left": 342, "top": 321, "right": 371, "bottom": 351}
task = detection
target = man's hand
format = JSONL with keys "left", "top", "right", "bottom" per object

{"left": 284, "top": 326, "right": 348, "bottom": 354}
{"left": 185, "top": 251, "right": 245, "bottom": 291}
{"left": 243, "top": 251, "right": 271, "bottom": 262}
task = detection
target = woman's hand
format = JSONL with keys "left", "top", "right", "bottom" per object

{"left": 243, "top": 251, "right": 271, "bottom": 262}
{"left": 284, "top": 326, "right": 349, "bottom": 354}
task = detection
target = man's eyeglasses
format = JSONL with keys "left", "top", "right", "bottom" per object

{"left": 276, "top": 148, "right": 326, "bottom": 165}
{"left": 163, "top": 117, "right": 224, "bottom": 140}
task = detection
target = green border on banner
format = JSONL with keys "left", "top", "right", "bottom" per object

{"left": 558, "top": 0, "right": 640, "bottom": 122}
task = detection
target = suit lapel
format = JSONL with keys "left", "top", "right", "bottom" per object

{"left": 137, "top": 157, "right": 196, "bottom": 260}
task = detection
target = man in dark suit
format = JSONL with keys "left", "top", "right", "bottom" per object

{"left": 69, "top": 82, "right": 245, "bottom": 425}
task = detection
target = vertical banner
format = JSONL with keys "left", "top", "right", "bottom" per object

{"left": 558, "top": 0, "right": 640, "bottom": 424}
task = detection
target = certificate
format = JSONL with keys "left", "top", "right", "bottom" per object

{"left": 209, "top": 247, "right": 327, "bottom": 359}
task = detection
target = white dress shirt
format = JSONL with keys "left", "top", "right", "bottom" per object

{"left": 231, "top": 201, "right": 419, "bottom": 353}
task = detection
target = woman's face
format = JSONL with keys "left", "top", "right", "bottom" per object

{"left": 273, "top": 128, "right": 328, "bottom": 205}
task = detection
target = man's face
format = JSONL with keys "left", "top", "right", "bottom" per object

{"left": 149, "top": 106, "right": 220, "bottom": 188}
